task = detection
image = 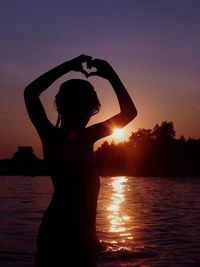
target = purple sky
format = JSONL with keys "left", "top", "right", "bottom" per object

{"left": 0, "top": 0, "right": 200, "bottom": 159}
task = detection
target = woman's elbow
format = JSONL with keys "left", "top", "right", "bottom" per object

{"left": 24, "top": 87, "right": 32, "bottom": 105}
{"left": 24, "top": 85, "right": 31, "bottom": 97}
{"left": 24, "top": 84, "right": 38, "bottom": 100}
{"left": 24, "top": 86, "right": 29, "bottom": 101}
{"left": 24, "top": 85, "right": 38, "bottom": 105}
{"left": 120, "top": 109, "right": 137, "bottom": 126}
{"left": 128, "top": 106, "right": 137, "bottom": 121}
{"left": 133, "top": 108, "right": 138, "bottom": 119}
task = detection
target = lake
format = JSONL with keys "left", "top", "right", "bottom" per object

{"left": 0, "top": 176, "right": 200, "bottom": 266}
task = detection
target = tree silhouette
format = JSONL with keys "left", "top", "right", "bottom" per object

{"left": 95, "top": 121, "right": 200, "bottom": 176}
{"left": 152, "top": 121, "right": 176, "bottom": 141}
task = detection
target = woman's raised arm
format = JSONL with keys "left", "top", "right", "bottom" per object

{"left": 87, "top": 59, "right": 137, "bottom": 141}
{"left": 24, "top": 55, "right": 91, "bottom": 138}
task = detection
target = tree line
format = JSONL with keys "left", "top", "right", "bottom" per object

{"left": 95, "top": 121, "right": 200, "bottom": 176}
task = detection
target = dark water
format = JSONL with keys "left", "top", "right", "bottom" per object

{"left": 0, "top": 176, "right": 200, "bottom": 267}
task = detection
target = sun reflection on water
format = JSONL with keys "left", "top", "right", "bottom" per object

{"left": 107, "top": 176, "right": 133, "bottom": 246}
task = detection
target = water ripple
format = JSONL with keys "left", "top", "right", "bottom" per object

{"left": 0, "top": 176, "right": 200, "bottom": 266}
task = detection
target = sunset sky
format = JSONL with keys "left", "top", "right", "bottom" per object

{"left": 0, "top": 0, "right": 200, "bottom": 159}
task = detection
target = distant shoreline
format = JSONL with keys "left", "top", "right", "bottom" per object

{"left": 0, "top": 167, "right": 199, "bottom": 178}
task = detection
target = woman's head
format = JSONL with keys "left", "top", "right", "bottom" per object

{"left": 55, "top": 79, "right": 100, "bottom": 127}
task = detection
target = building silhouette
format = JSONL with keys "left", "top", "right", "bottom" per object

{"left": 0, "top": 146, "right": 48, "bottom": 176}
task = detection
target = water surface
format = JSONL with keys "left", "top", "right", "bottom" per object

{"left": 0, "top": 176, "right": 200, "bottom": 266}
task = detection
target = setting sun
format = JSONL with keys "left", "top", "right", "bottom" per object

{"left": 113, "top": 128, "right": 123, "bottom": 139}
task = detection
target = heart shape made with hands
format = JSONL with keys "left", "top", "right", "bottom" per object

{"left": 82, "top": 62, "right": 97, "bottom": 77}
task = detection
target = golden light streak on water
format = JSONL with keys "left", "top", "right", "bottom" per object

{"left": 107, "top": 176, "right": 133, "bottom": 246}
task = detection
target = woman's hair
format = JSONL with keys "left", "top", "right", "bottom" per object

{"left": 55, "top": 79, "right": 101, "bottom": 127}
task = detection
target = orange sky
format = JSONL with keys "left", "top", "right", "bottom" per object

{"left": 0, "top": 1, "right": 200, "bottom": 159}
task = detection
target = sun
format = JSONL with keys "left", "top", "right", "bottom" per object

{"left": 112, "top": 128, "right": 123, "bottom": 139}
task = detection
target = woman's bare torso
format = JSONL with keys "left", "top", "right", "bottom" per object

{"left": 38, "top": 127, "right": 100, "bottom": 249}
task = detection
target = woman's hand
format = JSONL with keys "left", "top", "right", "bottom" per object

{"left": 86, "top": 59, "right": 117, "bottom": 80}
{"left": 68, "top": 54, "right": 92, "bottom": 76}
{"left": 67, "top": 55, "right": 117, "bottom": 80}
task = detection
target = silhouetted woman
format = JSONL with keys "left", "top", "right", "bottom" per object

{"left": 24, "top": 55, "right": 137, "bottom": 266}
